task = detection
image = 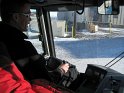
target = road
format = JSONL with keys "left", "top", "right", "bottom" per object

{"left": 54, "top": 37, "right": 124, "bottom": 73}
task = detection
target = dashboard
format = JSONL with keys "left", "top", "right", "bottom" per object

{"left": 75, "top": 64, "right": 124, "bottom": 93}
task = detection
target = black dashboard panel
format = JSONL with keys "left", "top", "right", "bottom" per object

{"left": 75, "top": 64, "right": 124, "bottom": 93}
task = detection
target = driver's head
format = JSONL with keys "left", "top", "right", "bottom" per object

{"left": 0, "top": 0, "right": 31, "bottom": 31}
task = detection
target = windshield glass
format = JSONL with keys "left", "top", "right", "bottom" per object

{"left": 50, "top": 6, "right": 124, "bottom": 73}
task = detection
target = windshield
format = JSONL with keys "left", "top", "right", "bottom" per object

{"left": 49, "top": 6, "right": 124, "bottom": 73}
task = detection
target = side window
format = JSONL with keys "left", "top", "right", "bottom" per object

{"left": 26, "top": 9, "right": 44, "bottom": 54}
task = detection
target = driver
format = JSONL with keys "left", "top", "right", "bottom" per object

{"left": 0, "top": 0, "right": 79, "bottom": 89}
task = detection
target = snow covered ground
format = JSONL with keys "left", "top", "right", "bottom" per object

{"left": 28, "top": 27, "right": 124, "bottom": 74}
{"left": 54, "top": 37, "right": 124, "bottom": 73}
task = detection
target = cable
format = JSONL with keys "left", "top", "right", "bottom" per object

{"left": 105, "top": 51, "right": 124, "bottom": 67}
{"left": 76, "top": 0, "right": 85, "bottom": 15}
{"left": 108, "top": 56, "right": 124, "bottom": 67}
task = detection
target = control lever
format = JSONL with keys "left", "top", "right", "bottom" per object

{"left": 110, "top": 76, "right": 121, "bottom": 93}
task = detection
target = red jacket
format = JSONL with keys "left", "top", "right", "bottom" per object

{"left": 0, "top": 56, "right": 62, "bottom": 93}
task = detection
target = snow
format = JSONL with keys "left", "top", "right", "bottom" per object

{"left": 28, "top": 27, "right": 124, "bottom": 74}
{"left": 54, "top": 37, "right": 124, "bottom": 73}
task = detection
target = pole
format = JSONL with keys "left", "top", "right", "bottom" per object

{"left": 72, "top": 26, "right": 74, "bottom": 38}
{"left": 109, "top": 15, "right": 112, "bottom": 33}
{"left": 72, "top": 11, "right": 76, "bottom": 38}
{"left": 65, "top": 22, "right": 68, "bottom": 33}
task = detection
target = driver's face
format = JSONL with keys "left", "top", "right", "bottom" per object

{"left": 14, "top": 4, "right": 31, "bottom": 31}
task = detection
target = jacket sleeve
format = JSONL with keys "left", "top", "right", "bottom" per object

{"left": 0, "top": 42, "right": 62, "bottom": 93}
{"left": 0, "top": 42, "right": 36, "bottom": 93}
{"left": 0, "top": 62, "right": 61, "bottom": 93}
{"left": 0, "top": 63, "right": 34, "bottom": 93}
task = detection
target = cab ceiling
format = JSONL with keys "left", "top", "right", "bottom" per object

{"left": 30, "top": 0, "right": 124, "bottom": 11}
{"left": 31, "top": 0, "right": 124, "bottom": 7}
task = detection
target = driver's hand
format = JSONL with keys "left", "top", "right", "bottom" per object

{"left": 59, "top": 63, "right": 69, "bottom": 73}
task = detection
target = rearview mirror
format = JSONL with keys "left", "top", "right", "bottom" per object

{"left": 98, "top": 0, "right": 119, "bottom": 15}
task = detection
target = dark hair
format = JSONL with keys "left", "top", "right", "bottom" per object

{"left": 0, "top": 0, "right": 29, "bottom": 22}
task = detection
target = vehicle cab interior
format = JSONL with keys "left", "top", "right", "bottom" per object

{"left": 0, "top": 0, "right": 124, "bottom": 93}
